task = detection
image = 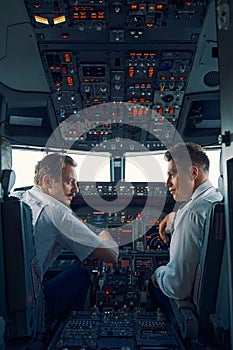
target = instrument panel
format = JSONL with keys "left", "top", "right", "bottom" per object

{"left": 71, "top": 181, "right": 175, "bottom": 252}
{"left": 47, "top": 181, "right": 173, "bottom": 309}
{"left": 49, "top": 308, "right": 184, "bottom": 350}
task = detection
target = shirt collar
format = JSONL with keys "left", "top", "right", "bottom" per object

{"left": 30, "top": 186, "right": 72, "bottom": 212}
{"left": 191, "top": 180, "right": 214, "bottom": 201}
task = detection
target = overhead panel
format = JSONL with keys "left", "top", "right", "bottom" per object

{"left": 22, "top": 0, "right": 209, "bottom": 151}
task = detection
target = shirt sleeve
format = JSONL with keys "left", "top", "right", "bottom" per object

{"left": 155, "top": 208, "right": 204, "bottom": 300}
{"left": 43, "top": 204, "right": 102, "bottom": 261}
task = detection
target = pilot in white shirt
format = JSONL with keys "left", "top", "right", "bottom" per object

{"left": 154, "top": 180, "right": 222, "bottom": 299}
{"left": 149, "top": 143, "right": 223, "bottom": 312}
{"left": 13, "top": 153, "right": 118, "bottom": 324}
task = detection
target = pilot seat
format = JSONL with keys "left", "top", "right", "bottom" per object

{"left": 0, "top": 169, "right": 45, "bottom": 349}
{"left": 170, "top": 200, "right": 226, "bottom": 345}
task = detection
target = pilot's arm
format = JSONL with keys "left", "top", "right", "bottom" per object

{"left": 47, "top": 205, "right": 119, "bottom": 265}
{"left": 91, "top": 229, "right": 119, "bottom": 263}
{"left": 152, "top": 208, "right": 203, "bottom": 300}
{"left": 159, "top": 211, "right": 176, "bottom": 244}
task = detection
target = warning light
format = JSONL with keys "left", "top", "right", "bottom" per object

{"left": 105, "top": 289, "right": 110, "bottom": 295}
{"left": 64, "top": 53, "right": 71, "bottom": 62}
{"left": 148, "top": 5, "right": 155, "bottom": 12}
{"left": 33, "top": 3, "right": 41, "bottom": 9}
{"left": 131, "top": 4, "right": 138, "bottom": 10}
{"left": 157, "top": 107, "right": 163, "bottom": 114}
{"left": 138, "top": 108, "right": 143, "bottom": 117}
{"left": 34, "top": 15, "right": 49, "bottom": 25}
{"left": 66, "top": 76, "right": 74, "bottom": 87}
{"left": 98, "top": 11, "right": 105, "bottom": 19}
{"left": 91, "top": 12, "right": 97, "bottom": 19}
{"left": 61, "top": 33, "right": 69, "bottom": 39}
{"left": 148, "top": 66, "right": 154, "bottom": 77}
{"left": 146, "top": 23, "right": 154, "bottom": 28}
{"left": 53, "top": 15, "right": 66, "bottom": 25}
{"left": 129, "top": 67, "right": 135, "bottom": 78}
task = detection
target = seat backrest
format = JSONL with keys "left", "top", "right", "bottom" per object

{"left": 0, "top": 170, "right": 42, "bottom": 342}
{"left": 170, "top": 200, "right": 226, "bottom": 340}
{"left": 192, "top": 201, "right": 226, "bottom": 332}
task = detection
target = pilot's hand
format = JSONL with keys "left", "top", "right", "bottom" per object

{"left": 151, "top": 273, "right": 159, "bottom": 288}
{"left": 93, "top": 229, "right": 119, "bottom": 263}
{"left": 159, "top": 212, "right": 176, "bottom": 244}
{"left": 98, "top": 229, "right": 115, "bottom": 241}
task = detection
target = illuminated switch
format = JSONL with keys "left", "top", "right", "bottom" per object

{"left": 34, "top": 15, "right": 49, "bottom": 25}
{"left": 53, "top": 15, "right": 66, "bottom": 25}
{"left": 61, "top": 33, "right": 69, "bottom": 39}
{"left": 64, "top": 53, "right": 71, "bottom": 63}
{"left": 169, "top": 107, "right": 175, "bottom": 114}
{"left": 66, "top": 76, "right": 74, "bottom": 86}
{"left": 33, "top": 3, "right": 41, "bottom": 9}
{"left": 157, "top": 107, "right": 163, "bottom": 114}
{"left": 130, "top": 4, "right": 138, "bottom": 10}
{"left": 148, "top": 3, "right": 156, "bottom": 12}
{"left": 156, "top": 4, "right": 164, "bottom": 10}
{"left": 148, "top": 66, "right": 154, "bottom": 77}
{"left": 139, "top": 4, "right": 146, "bottom": 12}
{"left": 146, "top": 23, "right": 154, "bottom": 27}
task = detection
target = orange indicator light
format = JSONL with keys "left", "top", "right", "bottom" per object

{"left": 53, "top": 15, "right": 66, "bottom": 24}
{"left": 34, "top": 15, "right": 49, "bottom": 25}
{"left": 64, "top": 53, "right": 71, "bottom": 62}
{"left": 67, "top": 76, "right": 74, "bottom": 86}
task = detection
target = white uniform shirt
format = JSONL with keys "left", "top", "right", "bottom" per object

{"left": 154, "top": 180, "right": 223, "bottom": 300}
{"left": 13, "top": 186, "right": 102, "bottom": 277}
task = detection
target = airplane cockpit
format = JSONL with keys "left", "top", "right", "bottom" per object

{"left": 0, "top": 0, "right": 232, "bottom": 349}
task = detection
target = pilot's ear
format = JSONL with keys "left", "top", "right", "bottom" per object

{"left": 191, "top": 166, "right": 198, "bottom": 180}
{"left": 44, "top": 174, "right": 52, "bottom": 188}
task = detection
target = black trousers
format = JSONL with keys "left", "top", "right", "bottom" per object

{"left": 42, "top": 264, "right": 91, "bottom": 324}
{"left": 148, "top": 279, "right": 174, "bottom": 316}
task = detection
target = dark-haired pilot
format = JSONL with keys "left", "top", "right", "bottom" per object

{"left": 13, "top": 153, "right": 119, "bottom": 325}
{"left": 148, "top": 143, "right": 222, "bottom": 314}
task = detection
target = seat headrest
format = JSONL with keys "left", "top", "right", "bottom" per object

{"left": 0, "top": 169, "right": 16, "bottom": 199}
